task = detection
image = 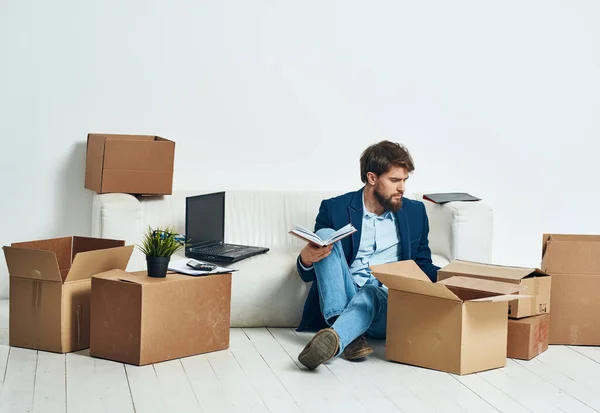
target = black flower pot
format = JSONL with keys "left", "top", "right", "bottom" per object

{"left": 146, "top": 256, "right": 170, "bottom": 278}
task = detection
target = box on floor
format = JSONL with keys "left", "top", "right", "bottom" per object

{"left": 85, "top": 133, "right": 175, "bottom": 195}
{"left": 90, "top": 269, "right": 232, "bottom": 366}
{"left": 436, "top": 259, "right": 551, "bottom": 319}
{"left": 2, "top": 236, "right": 132, "bottom": 353}
{"left": 371, "top": 260, "right": 531, "bottom": 375}
{"left": 542, "top": 234, "right": 600, "bottom": 345}
{"left": 507, "top": 313, "right": 550, "bottom": 360}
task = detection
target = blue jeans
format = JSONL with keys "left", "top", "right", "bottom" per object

{"left": 313, "top": 228, "right": 388, "bottom": 355}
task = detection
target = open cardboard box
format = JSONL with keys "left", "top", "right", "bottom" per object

{"left": 542, "top": 234, "right": 600, "bottom": 345}
{"left": 3, "top": 236, "right": 133, "bottom": 353}
{"left": 85, "top": 133, "right": 175, "bottom": 195}
{"left": 437, "top": 260, "right": 550, "bottom": 319}
{"left": 371, "top": 260, "right": 531, "bottom": 375}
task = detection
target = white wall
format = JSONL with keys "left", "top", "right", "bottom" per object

{"left": 1, "top": 0, "right": 599, "bottom": 298}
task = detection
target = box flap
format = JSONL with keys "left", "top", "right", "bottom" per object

{"left": 370, "top": 260, "right": 432, "bottom": 283}
{"left": 11, "top": 237, "right": 73, "bottom": 274}
{"left": 3, "top": 247, "right": 62, "bottom": 282}
{"left": 65, "top": 246, "right": 133, "bottom": 283}
{"left": 89, "top": 133, "right": 157, "bottom": 141}
{"left": 103, "top": 139, "right": 175, "bottom": 171}
{"left": 94, "top": 269, "right": 184, "bottom": 284}
{"left": 542, "top": 234, "right": 600, "bottom": 274}
{"left": 439, "top": 259, "right": 542, "bottom": 281}
{"left": 438, "top": 276, "right": 526, "bottom": 296}
{"left": 470, "top": 294, "right": 534, "bottom": 303}
{"left": 72, "top": 236, "right": 125, "bottom": 257}
{"left": 85, "top": 134, "right": 107, "bottom": 192}
{"left": 371, "top": 260, "right": 461, "bottom": 301}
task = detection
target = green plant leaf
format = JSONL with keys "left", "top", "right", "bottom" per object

{"left": 136, "top": 225, "right": 185, "bottom": 258}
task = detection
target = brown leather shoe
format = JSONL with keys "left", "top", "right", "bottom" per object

{"left": 343, "top": 335, "right": 373, "bottom": 360}
{"left": 298, "top": 328, "right": 340, "bottom": 370}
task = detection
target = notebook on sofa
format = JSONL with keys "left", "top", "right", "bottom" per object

{"left": 423, "top": 193, "right": 481, "bottom": 204}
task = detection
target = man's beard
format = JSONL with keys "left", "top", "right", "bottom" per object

{"left": 374, "top": 188, "right": 403, "bottom": 213}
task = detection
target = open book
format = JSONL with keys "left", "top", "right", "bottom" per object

{"left": 289, "top": 223, "right": 357, "bottom": 247}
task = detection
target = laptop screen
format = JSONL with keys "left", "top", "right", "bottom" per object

{"left": 185, "top": 192, "right": 225, "bottom": 249}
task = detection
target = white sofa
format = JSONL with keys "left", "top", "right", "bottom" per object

{"left": 91, "top": 190, "right": 493, "bottom": 327}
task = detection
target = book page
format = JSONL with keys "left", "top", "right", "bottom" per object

{"left": 289, "top": 225, "right": 325, "bottom": 246}
{"left": 325, "top": 223, "right": 357, "bottom": 245}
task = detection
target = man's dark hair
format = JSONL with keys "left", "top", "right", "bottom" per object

{"left": 360, "top": 141, "right": 415, "bottom": 183}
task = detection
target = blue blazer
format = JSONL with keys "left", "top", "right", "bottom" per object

{"left": 296, "top": 188, "right": 440, "bottom": 331}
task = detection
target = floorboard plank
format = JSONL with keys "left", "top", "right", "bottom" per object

{"left": 514, "top": 357, "right": 600, "bottom": 412}
{"left": 476, "top": 362, "right": 567, "bottom": 413}
{"left": 229, "top": 329, "right": 302, "bottom": 413}
{"left": 32, "top": 351, "right": 66, "bottom": 413}
{"left": 0, "top": 345, "right": 9, "bottom": 394}
{"left": 0, "top": 347, "right": 37, "bottom": 413}
{"left": 181, "top": 351, "right": 241, "bottom": 413}
{"left": 537, "top": 346, "right": 600, "bottom": 389}
{"left": 66, "top": 349, "right": 135, "bottom": 413}
{"left": 455, "top": 372, "right": 531, "bottom": 413}
{"left": 204, "top": 347, "right": 270, "bottom": 412}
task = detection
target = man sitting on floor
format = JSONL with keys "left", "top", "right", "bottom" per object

{"left": 295, "top": 140, "right": 440, "bottom": 370}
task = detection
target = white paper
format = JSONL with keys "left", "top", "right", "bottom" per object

{"left": 168, "top": 258, "right": 237, "bottom": 276}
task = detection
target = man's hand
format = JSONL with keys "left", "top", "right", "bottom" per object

{"left": 300, "top": 243, "right": 333, "bottom": 267}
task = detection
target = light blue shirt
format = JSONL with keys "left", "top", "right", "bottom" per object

{"left": 349, "top": 194, "right": 401, "bottom": 287}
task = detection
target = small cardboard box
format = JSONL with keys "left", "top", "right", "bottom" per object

{"left": 371, "top": 260, "right": 530, "bottom": 375}
{"left": 437, "top": 260, "right": 551, "bottom": 319}
{"left": 507, "top": 314, "right": 550, "bottom": 360}
{"left": 2, "top": 237, "right": 133, "bottom": 353}
{"left": 542, "top": 234, "right": 600, "bottom": 345}
{"left": 84, "top": 133, "right": 175, "bottom": 195}
{"left": 90, "top": 270, "right": 232, "bottom": 366}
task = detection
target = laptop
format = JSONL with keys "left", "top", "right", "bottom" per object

{"left": 185, "top": 192, "right": 269, "bottom": 263}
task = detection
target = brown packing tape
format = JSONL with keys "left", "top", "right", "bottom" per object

{"left": 32, "top": 280, "right": 41, "bottom": 309}
{"left": 117, "top": 278, "right": 141, "bottom": 284}
{"left": 33, "top": 280, "right": 42, "bottom": 349}
{"left": 76, "top": 304, "right": 82, "bottom": 345}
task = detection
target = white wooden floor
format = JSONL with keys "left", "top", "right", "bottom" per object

{"left": 1, "top": 300, "right": 600, "bottom": 413}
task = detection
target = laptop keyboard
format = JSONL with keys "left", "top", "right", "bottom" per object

{"left": 197, "top": 245, "right": 241, "bottom": 255}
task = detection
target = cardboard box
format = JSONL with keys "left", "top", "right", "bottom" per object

{"left": 371, "top": 260, "right": 530, "bottom": 375}
{"left": 542, "top": 234, "right": 600, "bottom": 345}
{"left": 91, "top": 270, "right": 232, "bottom": 366}
{"left": 507, "top": 314, "right": 550, "bottom": 360}
{"left": 84, "top": 133, "right": 175, "bottom": 195}
{"left": 437, "top": 260, "right": 551, "bottom": 319}
{"left": 2, "top": 237, "right": 133, "bottom": 353}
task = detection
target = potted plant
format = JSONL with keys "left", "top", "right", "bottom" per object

{"left": 137, "top": 226, "right": 185, "bottom": 278}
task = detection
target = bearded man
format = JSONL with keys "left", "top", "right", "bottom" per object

{"left": 295, "top": 140, "right": 440, "bottom": 370}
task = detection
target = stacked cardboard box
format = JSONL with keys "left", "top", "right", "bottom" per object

{"left": 371, "top": 260, "right": 533, "bottom": 375}
{"left": 542, "top": 234, "right": 600, "bottom": 345}
{"left": 507, "top": 314, "right": 550, "bottom": 360}
{"left": 437, "top": 260, "right": 551, "bottom": 360}
{"left": 84, "top": 133, "right": 176, "bottom": 196}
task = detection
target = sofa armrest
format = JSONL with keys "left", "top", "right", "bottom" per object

{"left": 415, "top": 194, "right": 493, "bottom": 264}
{"left": 91, "top": 193, "right": 143, "bottom": 270}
